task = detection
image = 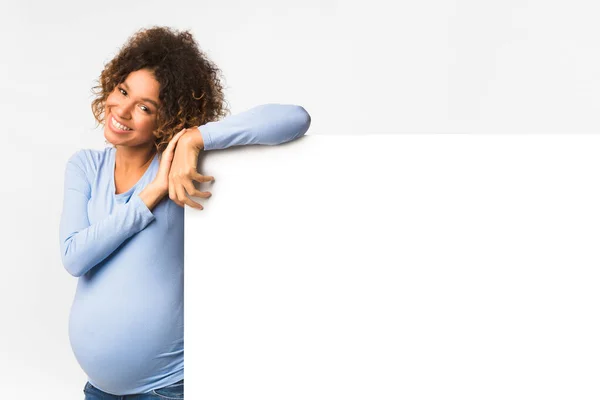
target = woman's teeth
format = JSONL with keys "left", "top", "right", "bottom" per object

{"left": 112, "top": 116, "right": 132, "bottom": 131}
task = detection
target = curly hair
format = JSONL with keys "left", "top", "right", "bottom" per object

{"left": 91, "top": 26, "right": 230, "bottom": 153}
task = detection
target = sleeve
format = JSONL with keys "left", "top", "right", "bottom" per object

{"left": 58, "top": 150, "right": 156, "bottom": 277}
{"left": 198, "top": 104, "right": 311, "bottom": 151}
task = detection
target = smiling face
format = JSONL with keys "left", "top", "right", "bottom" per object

{"left": 104, "top": 68, "right": 161, "bottom": 149}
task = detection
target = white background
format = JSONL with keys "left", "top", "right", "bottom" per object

{"left": 188, "top": 134, "right": 600, "bottom": 399}
{"left": 1, "top": 0, "right": 599, "bottom": 398}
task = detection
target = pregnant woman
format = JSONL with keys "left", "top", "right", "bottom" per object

{"left": 59, "top": 26, "right": 311, "bottom": 399}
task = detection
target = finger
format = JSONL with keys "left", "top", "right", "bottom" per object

{"left": 183, "top": 196, "right": 204, "bottom": 210}
{"left": 168, "top": 173, "right": 175, "bottom": 199}
{"left": 168, "top": 177, "right": 184, "bottom": 208}
{"left": 188, "top": 188, "right": 212, "bottom": 198}
{"left": 184, "top": 180, "right": 212, "bottom": 199}
{"left": 180, "top": 183, "right": 204, "bottom": 210}
{"left": 164, "top": 130, "right": 187, "bottom": 155}
{"left": 168, "top": 129, "right": 186, "bottom": 148}
{"left": 163, "top": 129, "right": 187, "bottom": 157}
{"left": 169, "top": 189, "right": 184, "bottom": 208}
{"left": 172, "top": 128, "right": 187, "bottom": 141}
{"left": 181, "top": 181, "right": 205, "bottom": 209}
{"left": 175, "top": 182, "right": 201, "bottom": 210}
{"left": 192, "top": 171, "right": 215, "bottom": 183}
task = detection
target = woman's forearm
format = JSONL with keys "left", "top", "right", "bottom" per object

{"left": 193, "top": 104, "right": 311, "bottom": 151}
{"left": 139, "top": 183, "right": 167, "bottom": 211}
{"left": 187, "top": 128, "right": 205, "bottom": 150}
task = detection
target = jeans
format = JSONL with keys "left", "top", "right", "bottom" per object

{"left": 83, "top": 379, "right": 184, "bottom": 399}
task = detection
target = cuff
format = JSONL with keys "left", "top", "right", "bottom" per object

{"left": 197, "top": 126, "right": 214, "bottom": 151}
{"left": 131, "top": 193, "right": 156, "bottom": 224}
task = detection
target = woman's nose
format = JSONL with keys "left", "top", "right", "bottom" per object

{"left": 114, "top": 100, "right": 135, "bottom": 119}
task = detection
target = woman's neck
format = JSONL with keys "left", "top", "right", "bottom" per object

{"left": 114, "top": 145, "right": 156, "bottom": 174}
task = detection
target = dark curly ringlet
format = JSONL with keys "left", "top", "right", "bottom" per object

{"left": 91, "top": 25, "right": 230, "bottom": 153}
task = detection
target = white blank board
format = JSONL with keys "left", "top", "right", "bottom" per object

{"left": 186, "top": 134, "right": 600, "bottom": 399}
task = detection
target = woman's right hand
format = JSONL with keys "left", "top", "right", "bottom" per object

{"left": 152, "top": 129, "right": 188, "bottom": 196}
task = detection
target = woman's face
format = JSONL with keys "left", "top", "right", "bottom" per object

{"left": 104, "top": 68, "right": 161, "bottom": 149}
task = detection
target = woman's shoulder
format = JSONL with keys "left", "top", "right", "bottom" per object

{"left": 66, "top": 147, "right": 112, "bottom": 176}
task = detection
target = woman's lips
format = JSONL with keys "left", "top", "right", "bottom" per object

{"left": 108, "top": 114, "right": 133, "bottom": 134}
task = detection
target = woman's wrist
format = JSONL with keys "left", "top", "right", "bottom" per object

{"left": 140, "top": 183, "right": 167, "bottom": 211}
{"left": 183, "top": 127, "right": 205, "bottom": 151}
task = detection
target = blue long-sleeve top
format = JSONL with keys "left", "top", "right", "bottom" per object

{"left": 59, "top": 104, "right": 310, "bottom": 395}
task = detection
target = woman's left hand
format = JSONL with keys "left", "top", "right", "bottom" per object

{"left": 168, "top": 127, "right": 215, "bottom": 210}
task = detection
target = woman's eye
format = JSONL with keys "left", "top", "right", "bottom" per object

{"left": 118, "top": 87, "right": 150, "bottom": 113}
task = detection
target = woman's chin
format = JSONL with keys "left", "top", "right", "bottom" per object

{"left": 103, "top": 128, "right": 118, "bottom": 145}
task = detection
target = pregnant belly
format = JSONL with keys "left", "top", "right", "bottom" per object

{"left": 68, "top": 274, "right": 183, "bottom": 394}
